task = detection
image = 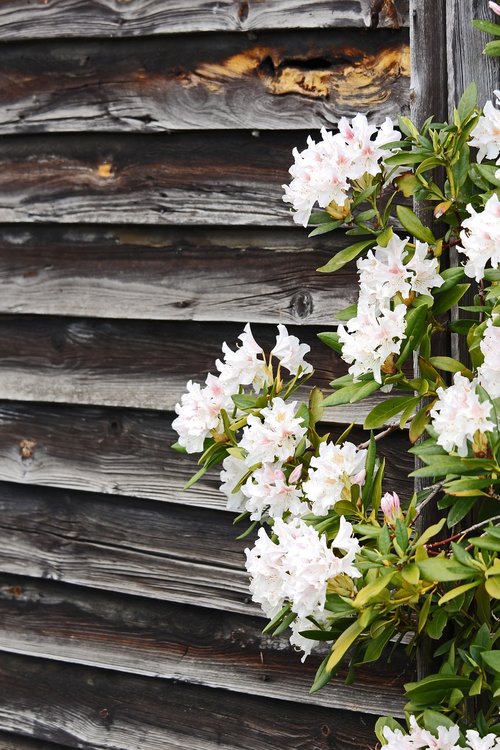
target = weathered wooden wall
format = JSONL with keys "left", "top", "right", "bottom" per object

{"left": 0, "top": 2, "right": 413, "bottom": 748}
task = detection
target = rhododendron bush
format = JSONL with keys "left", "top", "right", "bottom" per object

{"left": 173, "top": 16, "right": 500, "bottom": 749}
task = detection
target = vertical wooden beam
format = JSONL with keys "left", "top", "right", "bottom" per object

{"left": 409, "top": 0, "right": 448, "bottom": 681}
{"left": 447, "top": 0, "right": 500, "bottom": 109}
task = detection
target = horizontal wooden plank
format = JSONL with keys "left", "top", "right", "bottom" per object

{"left": 0, "top": 402, "right": 415, "bottom": 510}
{"left": 0, "top": 224, "right": 357, "bottom": 325}
{"left": 0, "top": 575, "right": 407, "bottom": 715}
{"left": 0, "top": 732, "right": 71, "bottom": 750}
{"left": 0, "top": 131, "right": 397, "bottom": 225}
{"left": 0, "top": 31, "right": 409, "bottom": 133}
{"left": 0, "top": 0, "right": 409, "bottom": 39}
{"left": 0, "top": 316, "right": 384, "bottom": 422}
{"left": 0, "top": 482, "right": 255, "bottom": 614}
{"left": 0, "top": 651, "right": 382, "bottom": 750}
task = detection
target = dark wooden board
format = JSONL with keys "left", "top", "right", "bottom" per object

{"left": 0, "top": 315, "right": 385, "bottom": 422}
{"left": 0, "top": 733, "right": 72, "bottom": 750}
{"left": 0, "top": 651, "right": 381, "bottom": 750}
{"left": 0, "top": 402, "right": 415, "bottom": 510}
{"left": 0, "top": 575, "right": 407, "bottom": 715}
{"left": 0, "top": 225, "right": 357, "bottom": 325}
{"left": 0, "top": 31, "right": 409, "bottom": 133}
{"left": 0, "top": 0, "right": 409, "bottom": 39}
{"left": 0, "top": 130, "right": 396, "bottom": 225}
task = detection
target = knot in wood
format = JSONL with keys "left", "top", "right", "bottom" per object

{"left": 19, "top": 439, "right": 36, "bottom": 460}
{"left": 290, "top": 290, "right": 313, "bottom": 320}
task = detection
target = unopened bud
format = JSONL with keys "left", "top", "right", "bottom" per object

{"left": 381, "top": 491, "right": 402, "bottom": 526}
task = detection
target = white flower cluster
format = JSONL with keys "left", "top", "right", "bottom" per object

{"left": 282, "top": 115, "right": 401, "bottom": 226}
{"left": 303, "top": 440, "right": 367, "bottom": 516}
{"left": 478, "top": 318, "right": 500, "bottom": 400}
{"left": 338, "top": 235, "right": 442, "bottom": 382}
{"left": 383, "top": 716, "right": 500, "bottom": 750}
{"left": 469, "top": 90, "right": 500, "bottom": 178}
{"left": 430, "top": 372, "right": 495, "bottom": 456}
{"left": 245, "top": 516, "right": 361, "bottom": 659}
{"left": 458, "top": 194, "right": 500, "bottom": 281}
{"left": 173, "top": 323, "right": 312, "bottom": 453}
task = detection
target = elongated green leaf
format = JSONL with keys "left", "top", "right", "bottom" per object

{"left": 326, "top": 620, "right": 365, "bottom": 672}
{"left": 309, "top": 220, "right": 344, "bottom": 237}
{"left": 438, "top": 581, "right": 480, "bottom": 605}
{"left": 404, "top": 675, "right": 473, "bottom": 704}
{"left": 323, "top": 383, "right": 365, "bottom": 408}
{"left": 481, "top": 650, "right": 500, "bottom": 673}
{"left": 417, "top": 557, "right": 476, "bottom": 582}
{"left": 456, "top": 82, "right": 478, "bottom": 121}
{"left": 353, "top": 571, "right": 395, "bottom": 609}
{"left": 364, "top": 396, "right": 419, "bottom": 430}
{"left": 429, "top": 356, "right": 467, "bottom": 373}
{"left": 317, "top": 239, "right": 374, "bottom": 273}
{"left": 484, "top": 40, "right": 500, "bottom": 56}
{"left": 433, "top": 284, "right": 470, "bottom": 315}
{"left": 317, "top": 331, "right": 342, "bottom": 354}
{"left": 396, "top": 205, "right": 436, "bottom": 244}
{"left": 415, "top": 517, "right": 446, "bottom": 547}
{"left": 473, "top": 18, "right": 500, "bottom": 36}
{"left": 309, "top": 653, "right": 333, "bottom": 694}
{"left": 361, "top": 623, "right": 396, "bottom": 664}
{"left": 335, "top": 303, "right": 357, "bottom": 321}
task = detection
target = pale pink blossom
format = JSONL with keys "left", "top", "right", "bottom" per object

{"left": 239, "top": 397, "right": 307, "bottom": 466}
{"left": 478, "top": 318, "right": 500, "bottom": 399}
{"left": 271, "top": 324, "right": 313, "bottom": 376}
{"left": 216, "top": 323, "right": 270, "bottom": 393}
{"left": 458, "top": 194, "right": 500, "bottom": 281}
{"left": 469, "top": 91, "right": 500, "bottom": 163}
{"left": 490, "top": 1, "right": 500, "bottom": 15}
{"left": 381, "top": 491, "right": 402, "bottom": 526}
{"left": 219, "top": 454, "right": 248, "bottom": 512}
{"left": 303, "top": 440, "right": 367, "bottom": 516}
{"left": 405, "top": 240, "right": 444, "bottom": 295}
{"left": 430, "top": 373, "right": 495, "bottom": 456}
{"left": 172, "top": 373, "right": 232, "bottom": 453}
{"left": 241, "top": 461, "right": 308, "bottom": 520}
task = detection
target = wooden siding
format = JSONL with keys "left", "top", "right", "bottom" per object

{"left": 0, "top": 1, "right": 412, "bottom": 748}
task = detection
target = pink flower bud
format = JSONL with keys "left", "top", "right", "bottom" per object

{"left": 489, "top": 1, "right": 500, "bottom": 15}
{"left": 351, "top": 468, "right": 366, "bottom": 487}
{"left": 381, "top": 491, "right": 401, "bottom": 525}
{"left": 288, "top": 464, "right": 303, "bottom": 484}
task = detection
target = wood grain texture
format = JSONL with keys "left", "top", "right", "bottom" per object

{"left": 0, "top": 0, "right": 409, "bottom": 40}
{"left": 0, "top": 31, "right": 409, "bottom": 133}
{"left": 0, "top": 733, "right": 71, "bottom": 750}
{"left": 0, "top": 575, "right": 407, "bottom": 715}
{"left": 0, "top": 402, "right": 415, "bottom": 510}
{"left": 0, "top": 131, "right": 310, "bottom": 225}
{"left": 446, "top": 0, "right": 500, "bottom": 112}
{"left": 0, "top": 315, "right": 385, "bottom": 422}
{"left": 0, "top": 652, "right": 381, "bottom": 750}
{"left": 0, "top": 482, "right": 254, "bottom": 614}
{"left": 0, "top": 225, "right": 357, "bottom": 325}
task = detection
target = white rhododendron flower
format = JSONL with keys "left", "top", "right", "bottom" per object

{"left": 282, "top": 116, "right": 401, "bottom": 226}
{"left": 289, "top": 611, "right": 330, "bottom": 662}
{"left": 478, "top": 319, "right": 500, "bottom": 399}
{"left": 458, "top": 194, "right": 500, "bottom": 281}
{"left": 382, "top": 716, "right": 499, "bottom": 750}
{"left": 239, "top": 397, "right": 307, "bottom": 466}
{"left": 430, "top": 373, "right": 495, "bottom": 456}
{"left": 271, "top": 324, "right": 313, "bottom": 375}
{"left": 172, "top": 373, "right": 232, "bottom": 453}
{"left": 219, "top": 454, "right": 248, "bottom": 512}
{"left": 303, "top": 441, "right": 367, "bottom": 516}
{"left": 245, "top": 517, "right": 360, "bottom": 645}
{"left": 357, "top": 236, "right": 443, "bottom": 310}
{"left": 405, "top": 240, "right": 444, "bottom": 295}
{"left": 241, "top": 462, "right": 308, "bottom": 520}
{"left": 338, "top": 302, "right": 407, "bottom": 383}
{"left": 469, "top": 90, "right": 500, "bottom": 164}
{"left": 216, "top": 323, "right": 270, "bottom": 393}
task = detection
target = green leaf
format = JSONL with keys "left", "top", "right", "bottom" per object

{"left": 364, "top": 396, "right": 419, "bottom": 430}
{"left": 432, "top": 284, "right": 470, "bottom": 315}
{"left": 335, "top": 303, "right": 357, "bottom": 321}
{"left": 482, "top": 650, "right": 500, "bottom": 674}
{"left": 456, "top": 82, "right": 478, "bottom": 121}
{"left": 473, "top": 18, "right": 500, "bottom": 36}
{"left": 395, "top": 518, "right": 409, "bottom": 552}
{"left": 422, "top": 710, "right": 456, "bottom": 734}
{"left": 316, "top": 239, "right": 374, "bottom": 273}
{"left": 438, "top": 580, "right": 480, "bottom": 605}
{"left": 446, "top": 496, "right": 477, "bottom": 526}
{"left": 396, "top": 305, "right": 429, "bottom": 367}
{"left": 417, "top": 557, "right": 476, "bottom": 582}
{"left": 231, "top": 393, "right": 258, "bottom": 410}
{"left": 404, "top": 675, "right": 473, "bottom": 704}
{"left": 309, "top": 220, "right": 344, "bottom": 237}
{"left": 427, "top": 609, "right": 447, "bottom": 639}
{"left": 317, "top": 331, "right": 342, "bottom": 354}
{"left": 384, "top": 151, "right": 428, "bottom": 166}
{"left": 475, "top": 163, "right": 500, "bottom": 187}
{"left": 396, "top": 205, "right": 436, "bottom": 244}
{"left": 323, "top": 383, "right": 366, "bottom": 408}
{"left": 409, "top": 404, "right": 431, "bottom": 443}
{"left": 361, "top": 623, "right": 396, "bottom": 664}
{"left": 171, "top": 441, "right": 187, "bottom": 454}
{"left": 183, "top": 464, "right": 208, "bottom": 490}
{"left": 309, "top": 653, "right": 333, "bottom": 694}
{"left": 375, "top": 717, "right": 405, "bottom": 746}
{"left": 325, "top": 620, "right": 365, "bottom": 672}
{"left": 429, "top": 356, "right": 467, "bottom": 373}
{"left": 262, "top": 605, "right": 290, "bottom": 635}
{"left": 485, "top": 576, "right": 500, "bottom": 598}
{"left": 469, "top": 534, "right": 500, "bottom": 552}
{"left": 352, "top": 571, "right": 395, "bottom": 609}
{"left": 402, "top": 563, "right": 420, "bottom": 586}
{"left": 484, "top": 39, "right": 500, "bottom": 56}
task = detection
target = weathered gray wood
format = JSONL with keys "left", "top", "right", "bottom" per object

{"left": 447, "top": 0, "right": 500, "bottom": 111}
{"left": 0, "top": 225, "right": 357, "bottom": 325}
{"left": 0, "top": 733, "right": 70, "bottom": 750}
{"left": 0, "top": 132, "right": 309, "bottom": 226}
{"left": 0, "top": 315, "right": 384, "bottom": 422}
{"left": 0, "top": 482, "right": 256, "bottom": 614}
{"left": 0, "top": 0, "right": 409, "bottom": 40}
{"left": 0, "top": 575, "right": 406, "bottom": 715}
{"left": 0, "top": 32, "right": 409, "bottom": 133}
{"left": 0, "top": 652, "right": 380, "bottom": 750}
{"left": 0, "top": 403, "right": 415, "bottom": 509}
